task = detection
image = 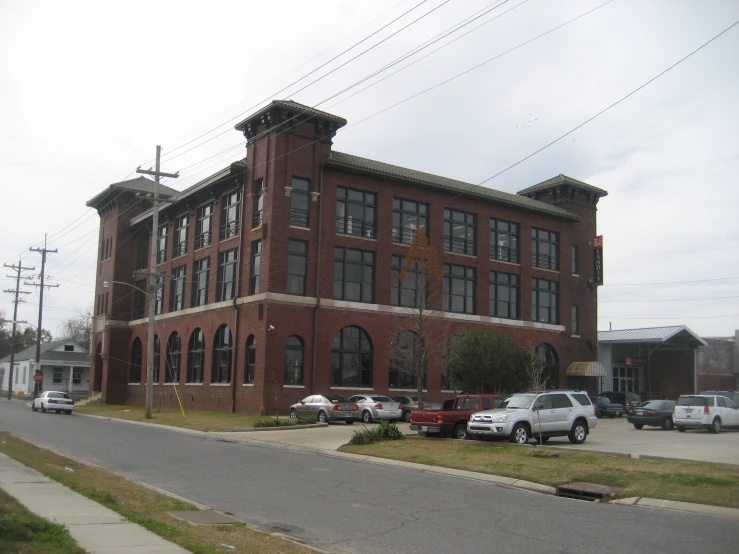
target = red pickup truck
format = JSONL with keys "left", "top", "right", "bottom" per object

{"left": 409, "top": 394, "right": 504, "bottom": 440}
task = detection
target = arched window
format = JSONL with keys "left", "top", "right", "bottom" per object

{"left": 129, "top": 338, "right": 142, "bottom": 383}
{"left": 187, "top": 329, "right": 205, "bottom": 383}
{"left": 535, "top": 343, "right": 559, "bottom": 389}
{"left": 153, "top": 335, "right": 161, "bottom": 383}
{"left": 389, "top": 331, "right": 426, "bottom": 389}
{"left": 441, "top": 336, "right": 460, "bottom": 391}
{"left": 245, "top": 335, "right": 256, "bottom": 384}
{"left": 165, "top": 332, "right": 181, "bottom": 383}
{"left": 284, "top": 336, "right": 304, "bottom": 385}
{"left": 212, "top": 325, "right": 232, "bottom": 383}
{"left": 331, "top": 326, "right": 372, "bottom": 387}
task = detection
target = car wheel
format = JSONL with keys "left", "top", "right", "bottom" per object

{"left": 662, "top": 418, "right": 673, "bottom": 431}
{"left": 362, "top": 411, "right": 372, "bottom": 424}
{"left": 317, "top": 411, "right": 327, "bottom": 423}
{"left": 509, "top": 423, "right": 529, "bottom": 444}
{"left": 568, "top": 420, "right": 588, "bottom": 444}
{"left": 452, "top": 423, "right": 469, "bottom": 440}
{"left": 289, "top": 408, "right": 298, "bottom": 420}
{"left": 633, "top": 423, "right": 643, "bottom": 430}
{"left": 709, "top": 418, "right": 721, "bottom": 434}
{"left": 31, "top": 403, "right": 38, "bottom": 412}
{"left": 346, "top": 419, "right": 355, "bottom": 425}
{"left": 403, "top": 410, "right": 411, "bottom": 423}
{"left": 617, "top": 413, "right": 623, "bottom": 418}
{"left": 677, "top": 425, "right": 686, "bottom": 432}
{"left": 66, "top": 411, "right": 73, "bottom": 415}
{"left": 41, "top": 403, "right": 46, "bottom": 413}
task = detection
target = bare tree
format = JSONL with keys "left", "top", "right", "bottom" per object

{"left": 525, "top": 343, "right": 549, "bottom": 392}
{"left": 56, "top": 308, "right": 93, "bottom": 348}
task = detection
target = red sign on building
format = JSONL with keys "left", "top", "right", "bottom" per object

{"left": 593, "top": 235, "right": 604, "bottom": 248}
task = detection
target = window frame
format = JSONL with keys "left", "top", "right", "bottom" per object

{"left": 443, "top": 263, "right": 475, "bottom": 314}
{"left": 153, "top": 335, "right": 160, "bottom": 383}
{"left": 571, "top": 244, "right": 579, "bottom": 275}
{"left": 290, "top": 177, "right": 311, "bottom": 227}
{"left": 331, "top": 326, "right": 373, "bottom": 388}
{"left": 195, "top": 203, "right": 213, "bottom": 249}
{"left": 212, "top": 325, "right": 233, "bottom": 384}
{"left": 284, "top": 335, "right": 304, "bottom": 386}
{"left": 133, "top": 279, "right": 147, "bottom": 319}
{"left": 249, "top": 240, "right": 261, "bottom": 295}
{"left": 156, "top": 224, "right": 167, "bottom": 264}
{"left": 490, "top": 218, "right": 519, "bottom": 263}
{"left": 187, "top": 329, "right": 205, "bottom": 383}
{"left": 165, "top": 332, "right": 181, "bottom": 383}
{"left": 336, "top": 186, "right": 376, "bottom": 239}
{"left": 216, "top": 249, "right": 238, "bottom": 302}
{"left": 388, "top": 331, "right": 426, "bottom": 389}
{"left": 220, "top": 189, "right": 242, "bottom": 240}
{"left": 287, "top": 239, "right": 307, "bottom": 296}
{"left": 333, "top": 246, "right": 375, "bottom": 303}
{"left": 252, "top": 179, "right": 264, "bottom": 229}
{"left": 172, "top": 214, "right": 189, "bottom": 258}
{"left": 392, "top": 198, "right": 428, "bottom": 245}
{"left": 169, "top": 265, "right": 186, "bottom": 312}
{"left": 443, "top": 208, "right": 476, "bottom": 256}
{"left": 532, "top": 228, "right": 559, "bottom": 270}
{"left": 489, "top": 271, "right": 519, "bottom": 320}
{"left": 572, "top": 304, "right": 579, "bottom": 335}
{"left": 130, "top": 338, "right": 142, "bottom": 383}
{"left": 192, "top": 257, "right": 210, "bottom": 307}
{"left": 390, "top": 255, "right": 426, "bottom": 308}
{"left": 245, "top": 335, "right": 256, "bottom": 384}
{"left": 532, "top": 278, "right": 559, "bottom": 324}
{"left": 154, "top": 276, "right": 164, "bottom": 315}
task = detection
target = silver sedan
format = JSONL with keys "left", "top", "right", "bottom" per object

{"left": 289, "top": 395, "right": 360, "bottom": 424}
{"left": 348, "top": 395, "right": 402, "bottom": 423}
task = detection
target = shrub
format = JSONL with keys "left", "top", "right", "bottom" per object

{"left": 253, "top": 416, "right": 317, "bottom": 428}
{"left": 348, "top": 421, "right": 405, "bottom": 445}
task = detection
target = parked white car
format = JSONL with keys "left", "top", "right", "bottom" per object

{"left": 348, "top": 395, "right": 402, "bottom": 423}
{"left": 673, "top": 394, "right": 739, "bottom": 433}
{"left": 32, "top": 391, "right": 75, "bottom": 414}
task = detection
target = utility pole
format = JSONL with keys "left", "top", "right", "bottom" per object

{"left": 28, "top": 235, "right": 58, "bottom": 398}
{"left": 3, "top": 258, "right": 34, "bottom": 399}
{"left": 137, "top": 145, "right": 178, "bottom": 419}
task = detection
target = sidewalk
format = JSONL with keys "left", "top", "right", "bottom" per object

{"left": 0, "top": 452, "right": 190, "bottom": 554}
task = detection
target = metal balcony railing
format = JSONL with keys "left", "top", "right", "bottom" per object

{"left": 220, "top": 220, "right": 239, "bottom": 241}
{"left": 443, "top": 236, "right": 476, "bottom": 256}
{"left": 336, "top": 217, "right": 376, "bottom": 239}
{"left": 532, "top": 254, "right": 559, "bottom": 271}
{"left": 491, "top": 245, "right": 518, "bottom": 264}
{"left": 290, "top": 208, "right": 309, "bottom": 228}
{"left": 172, "top": 241, "right": 187, "bottom": 258}
{"left": 195, "top": 231, "right": 212, "bottom": 250}
{"left": 252, "top": 211, "right": 263, "bottom": 229}
{"left": 156, "top": 249, "right": 166, "bottom": 264}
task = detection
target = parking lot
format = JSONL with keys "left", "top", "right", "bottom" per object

{"left": 214, "top": 417, "right": 739, "bottom": 465}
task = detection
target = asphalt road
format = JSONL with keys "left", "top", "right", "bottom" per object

{"left": 1, "top": 400, "right": 737, "bottom": 554}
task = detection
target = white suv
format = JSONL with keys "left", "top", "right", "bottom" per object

{"left": 673, "top": 394, "right": 739, "bottom": 433}
{"left": 467, "top": 390, "right": 597, "bottom": 444}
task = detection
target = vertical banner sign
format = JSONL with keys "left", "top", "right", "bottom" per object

{"left": 593, "top": 235, "right": 604, "bottom": 286}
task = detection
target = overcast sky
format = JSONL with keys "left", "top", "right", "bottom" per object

{"left": 1, "top": 0, "right": 738, "bottom": 339}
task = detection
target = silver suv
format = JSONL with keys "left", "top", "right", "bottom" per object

{"left": 467, "top": 390, "right": 597, "bottom": 444}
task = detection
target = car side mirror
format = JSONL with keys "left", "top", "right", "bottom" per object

{"left": 300, "top": 401, "right": 305, "bottom": 404}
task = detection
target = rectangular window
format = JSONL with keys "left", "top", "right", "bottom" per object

{"left": 249, "top": 240, "right": 261, "bottom": 295}
{"left": 252, "top": 179, "right": 263, "bottom": 228}
{"left": 156, "top": 225, "right": 167, "bottom": 264}
{"left": 133, "top": 280, "right": 147, "bottom": 319}
{"left": 73, "top": 369, "right": 82, "bottom": 385}
{"left": 392, "top": 198, "right": 428, "bottom": 244}
{"left": 172, "top": 214, "right": 188, "bottom": 258}
{"left": 135, "top": 235, "right": 148, "bottom": 270}
{"left": 287, "top": 240, "right": 307, "bottom": 296}
{"left": 169, "top": 265, "right": 186, "bottom": 312}
{"left": 336, "top": 186, "right": 376, "bottom": 239}
{"left": 444, "top": 208, "right": 476, "bottom": 255}
{"left": 443, "top": 263, "right": 475, "bottom": 314}
{"left": 613, "top": 366, "right": 639, "bottom": 393}
{"left": 572, "top": 305, "right": 579, "bottom": 335}
{"left": 571, "top": 245, "right": 579, "bottom": 274}
{"left": 490, "top": 218, "right": 519, "bottom": 263}
{"left": 220, "top": 189, "right": 241, "bottom": 240}
{"left": 192, "top": 258, "right": 210, "bottom": 307}
{"left": 532, "top": 278, "right": 559, "bottom": 324}
{"left": 101, "top": 237, "right": 112, "bottom": 261}
{"left": 217, "top": 249, "right": 238, "bottom": 301}
{"left": 154, "top": 276, "right": 164, "bottom": 315}
{"left": 104, "top": 293, "right": 108, "bottom": 315}
{"left": 100, "top": 236, "right": 105, "bottom": 262}
{"left": 290, "top": 177, "right": 311, "bottom": 227}
{"left": 391, "top": 255, "right": 425, "bottom": 308}
{"left": 333, "top": 247, "right": 375, "bottom": 303}
{"left": 489, "top": 271, "right": 519, "bottom": 319}
{"left": 195, "top": 203, "right": 213, "bottom": 249}
{"left": 53, "top": 369, "right": 62, "bottom": 384}
{"left": 532, "top": 228, "right": 559, "bottom": 270}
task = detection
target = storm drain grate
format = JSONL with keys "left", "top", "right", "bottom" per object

{"left": 556, "top": 482, "right": 620, "bottom": 502}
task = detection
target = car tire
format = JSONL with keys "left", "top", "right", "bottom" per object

{"left": 346, "top": 420, "right": 355, "bottom": 425}
{"left": 617, "top": 413, "right": 623, "bottom": 418}
{"left": 677, "top": 425, "right": 686, "bottom": 432}
{"left": 662, "top": 418, "right": 673, "bottom": 431}
{"left": 65, "top": 411, "right": 73, "bottom": 415}
{"left": 452, "top": 423, "right": 469, "bottom": 440}
{"left": 633, "top": 423, "right": 643, "bottom": 430}
{"left": 289, "top": 408, "right": 298, "bottom": 420}
{"left": 32, "top": 404, "right": 38, "bottom": 412}
{"left": 709, "top": 418, "right": 721, "bottom": 434}
{"left": 403, "top": 411, "right": 411, "bottom": 423}
{"left": 362, "top": 411, "right": 372, "bottom": 424}
{"left": 568, "top": 420, "right": 588, "bottom": 444}
{"left": 317, "top": 411, "right": 327, "bottom": 423}
{"left": 41, "top": 404, "right": 46, "bottom": 413}
{"left": 509, "top": 423, "right": 529, "bottom": 444}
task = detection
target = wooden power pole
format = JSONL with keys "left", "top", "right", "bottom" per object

{"left": 28, "top": 234, "right": 58, "bottom": 397}
{"left": 3, "top": 258, "right": 34, "bottom": 399}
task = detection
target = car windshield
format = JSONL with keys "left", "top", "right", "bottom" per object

{"left": 500, "top": 394, "right": 536, "bottom": 409}
{"left": 327, "top": 396, "right": 348, "bottom": 404}
{"left": 49, "top": 392, "right": 69, "bottom": 399}
{"left": 597, "top": 397, "right": 611, "bottom": 404}
{"left": 678, "top": 396, "right": 708, "bottom": 406}
{"left": 371, "top": 396, "right": 392, "bottom": 402}
{"left": 643, "top": 401, "right": 664, "bottom": 409}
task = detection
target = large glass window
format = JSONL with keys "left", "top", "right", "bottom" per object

{"left": 173, "top": 214, "right": 188, "bottom": 258}
{"left": 195, "top": 203, "right": 213, "bottom": 249}
{"left": 443, "top": 263, "right": 475, "bottom": 314}
{"left": 489, "top": 271, "right": 519, "bottom": 319}
{"left": 252, "top": 179, "right": 264, "bottom": 228}
{"left": 156, "top": 225, "right": 167, "bottom": 264}
{"left": 165, "top": 332, "right": 181, "bottom": 383}
{"left": 187, "top": 329, "right": 205, "bottom": 383}
{"left": 571, "top": 245, "right": 579, "bottom": 275}
{"left": 217, "top": 249, "right": 238, "bottom": 302}
{"left": 249, "top": 240, "right": 261, "bottom": 295}
{"left": 220, "top": 189, "right": 241, "bottom": 240}
{"left": 169, "top": 265, "right": 186, "bottom": 312}
{"left": 192, "top": 258, "right": 209, "bottom": 307}
{"left": 212, "top": 325, "right": 232, "bottom": 383}
{"left": 535, "top": 343, "right": 559, "bottom": 389}
{"left": 333, "top": 247, "right": 374, "bottom": 303}
{"left": 391, "top": 255, "right": 425, "bottom": 308}
{"left": 245, "top": 335, "right": 256, "bottom": 384}
{"left": 133, "top": 279, "right": 146, "bottom": 319}
{"left": 154, "top": 276, "right": 164, "bottom": 315}
{"left": 532, "top": 278, "right": 559, "bottom": 324}
{"left": 392, "top": 198, "right": 428, "bottom": 244}
{"left": 336, "top": 186, "right": 376, "bottom": 239}
{"left": 135, "top": 235, "right": 148, "bottom": 270}
{"left": 290, "top": 177, "right": 310, "bottom": 227}
{"left": 572, "top": 305, "right": 579, "bottom": 335}
{"left": 490, "top": 218, "right": 519, "bottom": 263}
{"left": 613, "top": 366, "right": 640, "bottom": 393}
{"left": 389, "top": 331, "right": 426, "bottom": 389}
{"left": 331, "top": 326, "right": 373, "bottom": 387}
{"left": 532, "top": 228, "right": 559, "bottom": 270}
{"left": 443, "top": 209, "right": 476, "bottom": 255}
{"left": 153, "top": 334, "right": 160, "bottom": 383}
{"left": 284, "top": 336, "right": 304, "bottom": 385}
{"left": 129, "top": 338, "right": 142, "bottom": 383}
{"left": 287, "top": 240, "right": 307, "bottom": 296}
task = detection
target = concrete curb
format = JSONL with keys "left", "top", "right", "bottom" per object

{"left": 611, "top": 497, "right": 739, "bottom": 520}
{"left": 212, "top": 423, "right": 328, "bottom": 432}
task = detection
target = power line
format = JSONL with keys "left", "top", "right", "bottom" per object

{"left": 599, "top": 315, "right": 739, "bottom": 320}
{"left": 604, "top": 276, "right": 739, "bottom": 286}
{"left": 600, "top": 295, "right": 739, "bottom": 303}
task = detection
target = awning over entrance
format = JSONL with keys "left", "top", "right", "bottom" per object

{"left": 566, "top": 361, "right": 606, "bottom": 377}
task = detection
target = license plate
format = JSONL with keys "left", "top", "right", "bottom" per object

{"left": 685, "top": 408, "right": 693, "bottom": 413}
{"left": 421, "top": 426, "right": 428, "bottom": 432}
{"left": 636, "top": 410, "right": 643, "bottom": 416}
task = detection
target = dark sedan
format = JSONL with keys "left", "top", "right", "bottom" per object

{"left": 627, "top": 400, "right": 677, "bottom": 430}
{"left": 590, "top": 396, "right": 624, "bottom": 418}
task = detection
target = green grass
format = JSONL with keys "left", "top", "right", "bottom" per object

{"left": 340, "top": 439, "right": 739, "bottom": 509}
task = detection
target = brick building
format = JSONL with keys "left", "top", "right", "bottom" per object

{"left": 87, "top": 100, "right": 608, "bottom": 414}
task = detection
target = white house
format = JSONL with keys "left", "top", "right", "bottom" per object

{"left": 0, "top": 341, "right": 90, "bottom": 400}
